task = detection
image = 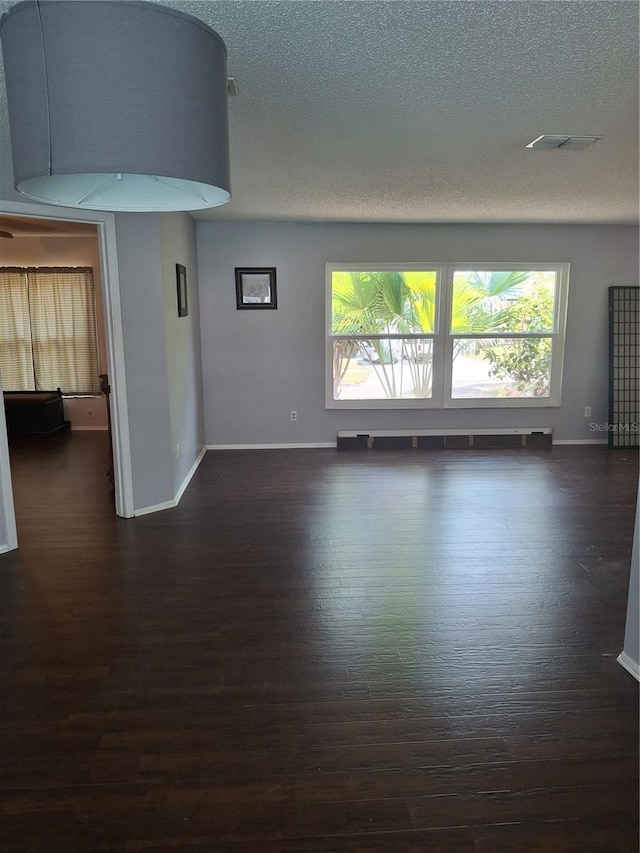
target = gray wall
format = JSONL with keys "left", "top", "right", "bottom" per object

{"left": 160, "top": 213, "right": 206, "bottom": 494}
{"left": 0, "top": 492, "right": 5, "bottom": 550}
{"left": 0, "top": 142, "right": 22, "bottom": 546}
{"left": 622, "top": 488, "right": 640, "bottom": 672}
{"left": 196, "top": 221, "right": 639, "bottom": 445}
{"left": 114, "top": 214, "right": 174, "bottom": 510}
{"left": 113, "top": 211, "right": 206, "bottom": 509}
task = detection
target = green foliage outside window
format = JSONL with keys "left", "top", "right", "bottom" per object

{"left": 482, "top": 284, "right": 554, "bottom": 397}
{"left": 331, "top": 269, "right": 556, "bottom": 400}
{"left": 331, "top": 270, "right": 437, "bottom": 398}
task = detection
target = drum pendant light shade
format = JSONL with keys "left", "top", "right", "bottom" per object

{"left": 0, "top": 0, "right": 231, "bottom": 211}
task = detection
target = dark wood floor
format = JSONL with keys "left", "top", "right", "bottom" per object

{"left": 0, "top": 433, "right": 638, "bottom": 852}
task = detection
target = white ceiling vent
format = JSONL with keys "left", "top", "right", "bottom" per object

{"left": 526, "top": 135, "right": 602, "bottom": 150}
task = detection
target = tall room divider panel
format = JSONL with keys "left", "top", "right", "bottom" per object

{"left": 608, "top": 286, "right": 639, "bottom": 448}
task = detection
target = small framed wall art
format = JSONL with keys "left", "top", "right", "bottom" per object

{"left": 176, "top": 263, "right": 188, "bottom": 317}
{"left": 235, "top": 267, "right": 277, "bottom": 309}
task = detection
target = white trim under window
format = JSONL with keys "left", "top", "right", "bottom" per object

{"left": 326, "top": 262, "right": 570, "bottom": 409}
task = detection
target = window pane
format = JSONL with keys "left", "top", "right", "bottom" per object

{"left": 331, "top": 270, "right": 437, "bottom": 336}
{"left": 452, "top": 337, "right": 552, "bottom": 398}
{"left": 451, "top": 270, "right": 556, "bottom": 334}
{"left": 332, "top": 338, "right": 433, "bottom": 400}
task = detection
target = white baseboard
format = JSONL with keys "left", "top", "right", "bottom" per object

{"left": 617, "top": 651, "right": 640, "bottom": 682}
{"left": 175, "top": 446, "right": 206, "bottom": 504}
{"left": 71, "top": 425, "right": 109, "bottom": 431}
{"left": 134, "top": 499, "right": 176, "bottom": 517}
{"left": 553, "top": 439, "right": 608, "bottom": 445}
{"left": 206, "top": 443, "right": 335, "bottom": 450}
{"left": 209, "top": 439, "right": 612, "bottom": 448}
{"left": 133, "top": 446, "right": 207, "bottom": 517}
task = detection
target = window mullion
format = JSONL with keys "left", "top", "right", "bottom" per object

{"left": 330, "top": 334, "right": 433, "bottom": 342}
{"left": 451, "top": 333, "right": 554, "bottom": 340}
{"left": 436, "top": 265, "right": 454, "bottom": 406}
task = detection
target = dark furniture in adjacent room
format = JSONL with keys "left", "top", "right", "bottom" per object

{"left": 3, "top": 389, "right": 68, "bottom": 436}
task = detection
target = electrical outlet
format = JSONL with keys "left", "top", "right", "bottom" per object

{"left": 584, "top": 406, "right": 592, "bottom": 418}
{"left": 290, "top": 410, "right": 297, "bottom": 422}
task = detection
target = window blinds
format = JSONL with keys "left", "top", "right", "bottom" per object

{"left": 0, "top": 267, "right": 100, "bottom": 394}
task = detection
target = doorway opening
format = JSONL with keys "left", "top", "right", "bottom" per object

{"left": 0, "top": 202, "right": 134, "bottom": 552}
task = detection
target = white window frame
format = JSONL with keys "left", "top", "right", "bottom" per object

{"left": 326, "top": 262, "right": 570, "bottom": 410}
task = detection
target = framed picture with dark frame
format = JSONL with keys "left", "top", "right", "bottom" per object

{"left": 176, "top": 263, "right": 188, "bottom": 317}
{"left": 235, "top": 267, "right": 277, "bottom": 309}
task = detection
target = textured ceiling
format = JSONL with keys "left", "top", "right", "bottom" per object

{"left": 0, "top": 0, "right": 638, "bottom": 224}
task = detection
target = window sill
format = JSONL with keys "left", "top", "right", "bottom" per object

{"left": 326, "top": 398, "right": 561, "bottom": 410}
